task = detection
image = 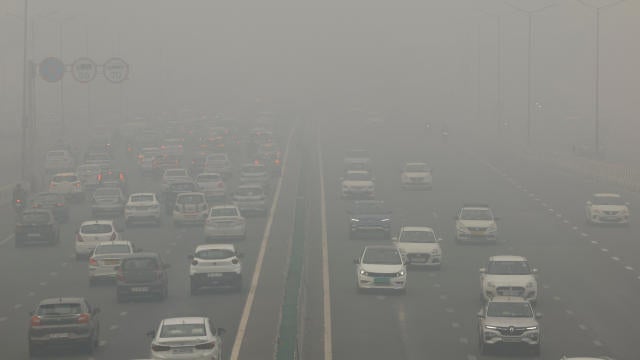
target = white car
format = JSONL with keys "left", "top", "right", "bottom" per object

{"left": 239, "top": 163, "right": 269, "bottom": 186}
{"left": 76, "top": 164, "right": 101, "bottom": 191}
{"left": 401, "top": 162, "right": 432, "bottom": 190}
{"left": 45, "top": 149, "right": 75, "bottom": 174}
{"left": 343, "top": 149, "right": 371, "bottom": 170}
{"left": 49, "top": 172, "right": 83, "bottom": 201}
{"left": 354, "top": 245, "right": 407, "bottom": 294}
{"left": 480, "top": 255, "right": 538, "bottom": 303}
{"left": 160, "top": 138, "right": 184, "bottom": 158}
{"left": 232, "top": 184, "right": 268, "bottom": 215}
{"left": 455, "top": 204, "right": 498, "bottom": 243}
{"left": 560, "top": 357, "right": 615, "bottom": 360}
{"left": 204, "top": 153, "right": 232, "bottom": 178}
{"left": 204, "top": 205, "right": 246, "bottom": 242}
{"left": 161, "top": 168, "right": 191, "bottom": 191}
{"left": 393, "top": 226, "right": 442, "bottom": 268}
{"left": 188, "top": 244, "right": 243, "bottom": 294}
{"left": 125, "top": 193, "right": 161, "bottom": 225}
{"left": 196, "top": 173, "right": 226, "bottom": 201}
{"left": 88, "top": 240, "right": 134, "bottom": 285}
{"left": 340, "top": 170, "right": 375, "bottom": 198}
{"left": 75, "top": 220, "right": 120, "bottom": 259}
{"left": 586, "top": 193, "right": 630, "bottom": 225}
{"left": 173, "top": 192, "right": 208, "bottom": 225}
{"left": 148, "top": 317, "right": 225, "bottom": 360}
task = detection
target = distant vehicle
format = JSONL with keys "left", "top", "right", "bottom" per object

{"left": 75, "top": 220, "right": 121, "bottom": 259}
{"left": 147, "top": 317, "right": 225, "bottom": 360}
{"left": 340, "top": 170, "right": 375, "bottom": 199}
{"left": 189, "top": 244, "right": 243, "bottom": 293}
{"left": 585, "top": 193, "right": 630, "bottom": 225}
{"left": 163, "top": 181, "right": 199, "bottom": 214}
{"left": 343, "top": 149, "right": 371, "bottom": 170}
{"left": 125, "top": 193, "right": 161, "bottom": 225}
{"left": 477, "top": 296, "right": 541, "bottom": 356}
{"left": 76, "top": 164, "right": 101, "bottom": 192}
{"left": 48, "top": 172, "right": 83, "bottom": 201}
{"left": 91, "top": 187, "right": 126, "bottom": 217}
{"left": 28, "top": 297, "right": 101, "bottom": 356}
{"left": 454, "top": 204, "right": 498, "bottom": 243}
{"left": 160, "top": 138, "right": 184, "bottom": 158}
{"left": 354, "top": 245, "right": 407, "bottom": 294}
{"left": 480, "top": 255, "right": 538, "bottom": 303}
{"left": 116, "top": 252, "right": 170, "bottom": 302}
{"left": 190, "top": 152, "right": 208, "bottom": 175}
{"left": 15, "top": 209, "right": 60, "bottom": 247}
{"left": 31, "top": 192, "right": 69, "bottom": 223}
{"left": 196, "top": 172, "right": 226, "bottom": 202}
{"left": 154, "top": 154, "right": 181, "bottom": 174}
{"left": 173, "top": 192, "right": 208, "bottom": 225}
{"left": 348, "top": 200, "right": 392, "bottom": 239}
{"left": 98, "top": 168, "right": 128, "bottom": 195}
{"left": 231, "top": 184, "right": 268, "bottom": 216}
{"left": 204, "top": 205, "right": 246, "bottom": 242}
{"left": 393, "top": 226, "right": 442, "bottom": 268}
{"left": 204, "top": 153, "right": 232, "bottom": 178}
{"left": 89, "top": 240, "right": 135, "bottom": 286}
{"left": 239, "top": 163, "right": 269, "bottom": 187}
{"left": 400, "top": 162, "right": 432, "bottom": 190}
{"left": 161, "top": 168, "right": 191, "bottom": 192}
{"left": 45, "top": 150, "right": 75, "bottom": 174}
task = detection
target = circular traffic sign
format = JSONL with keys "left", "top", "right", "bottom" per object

{"left": 39, "top": 57, "right": 65, "bottom": 83}
{"left": 71, "top": 57, "right": 97, "bottom": 83}
{"left": 103, "top": 57, "right": 129, "bottom": 84}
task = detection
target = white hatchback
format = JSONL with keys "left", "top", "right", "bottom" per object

{"left": 75, "top": 220, "right": 120, "bottom": 259}
{"left": 393, "top": 226, "right": 442, "bottom": 268}
{"left": 148, "top": 317, "right": 225, "bottom": 360}
{"left": 49, "top": 172, "right": 83, "bottom": 201}
{"left": 189, "top": 244, "right": 243, "bottom": 294}
{"left": 196, "top": 173, "right": 226, "bottom": 201}
{"left": 88, "top": 240, "right": 134, "bottom": 285}
{"left": 173, "top": 192, "right": 208, "bottom": 225}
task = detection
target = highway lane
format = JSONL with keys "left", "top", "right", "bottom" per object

{"left": 0, "top": 125, "right": 299, "bottom": 359}
{"left": 313, "top": 119, "right": 625, "bottom": 360}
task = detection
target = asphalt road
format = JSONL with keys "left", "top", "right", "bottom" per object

{"left": 301, "top": 119, "right": 638, "bottom": 360}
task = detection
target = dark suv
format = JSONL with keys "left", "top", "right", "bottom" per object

{"left": 348, "top": 200, "right": 392, "bottom": 239}
{"left": 28, "top": 297, "right": 100, "bottom": 356}
{"left": 15, "top": 209, "right": 60, "bottom": 247}
{"left": 116, "top": 253, "right": 170, "bottom": 302}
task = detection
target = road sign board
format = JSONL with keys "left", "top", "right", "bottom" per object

{"left": 39, "top": 57, "right": 65, "bottom": 83}
{"left": 71, "top": 57, "right": 97, "bottom": 83}
{"left": 103, "top": 57, "right": 129, "bottom": 83}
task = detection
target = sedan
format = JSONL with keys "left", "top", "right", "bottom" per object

{"left": 204, "top": 205, "right": 246, "bottom": 242}
{"left": 354, "top": 245, "right": 407, "bottom": 294}
{"left": 88, "top": 240, "right": 135, "bottom": 286}
{"left": 147, "top": 317, "right": 225, "bottom": 360}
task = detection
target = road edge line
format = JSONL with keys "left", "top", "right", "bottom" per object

{"left": 318, "top": 140, "right": 333, "bottom": 360}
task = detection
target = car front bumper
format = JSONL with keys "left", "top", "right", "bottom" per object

{"left": 357, "top": 275, "right": 406, "bottom": 290}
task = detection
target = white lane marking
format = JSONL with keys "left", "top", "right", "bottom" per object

{"left": 563, "top": 219, "right": 569, "bottom": 224}
{"left": 451, "top": 322, "right": 460, "bottom": 328}
{"left": 119, "top": 311, "right": 127, "bottom": 316}
{"left": 109, "top": 325, "right": 119, "bottom": 331}
{"left": 0, "top": 316, "right": 7, "bottom": 322}
{"left": 541, "top": 202, "right": 548, "bottom": 207}
{"left": 593, "top": 340, "right": 603, "bottom": 347}
{"left": 318, "top": 138, "right": 333, "bottom": 360}
{"left": 611, "top": 256, "right": 620, "bottom": 261}
{"left": 230, "top": 128, "right": 294, "bottom": 360}
{"left": 625, "top": 266, "right": 634, "bottom": 271}
{"left": 566, "top": 309, "right": 574, "bottom": 316}
{"left": 578, "top": 324, "right": 588, "bottom": 330}
{"left": 14, "top": 304, "right": 22, "bottom": 309}
{"left": 580, "top": 233, "right": 589, "bottom": 237}
{"left": 459, "top": 337, "right": 468, "bottom": 344}
{"left": 0, "top": 234, "right": 15, "bottom": 246}
{"left": 601, "top": 248, "right": 609, "bottom": 252}
{"left": 591, "top": 240, "right": 599, "bottom": 245}
{"left": 572, "top": 226, "right": 579, "bottom": 231}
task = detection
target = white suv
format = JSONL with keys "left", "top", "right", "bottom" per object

{"left": 204, "top": 205, "right": 246, "bottom": 242}
{"left": 401, "top": 162, "right": 432, "bottom": 190}
{"left": 586, "top": 193, "right": 630, "bottom": 225}
{"left": 455, "top": 204, "right": 498, "bottom": 243}
{"left": 480, "top": 255, "right": 538, "bottom": 303}
{"left": 188, "top": 244, "right": 243, "bottom": 294}
{"left": 393, "top": 226, "right": 442, "bottom": 268}
{"left": 49, "top": 172, "right": 83, "bottom": 201}
{"left": 354, "top": 245, "right": 407, "bottom": 294}
{"left": 341, "top": 170, "right": 375, "bottom": 198}
{"left": 125, "top": 193, "right": 161, "bottom": 225}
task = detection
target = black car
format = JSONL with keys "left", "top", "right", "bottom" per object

{"left": 98, "top": 168, "right": 128, "bottom": 195}
{"left": 116, "top": 253, "right": 170, "bottom": 302}
{"left": 348, "top": 200, "right": 392, "bottom": 239}
{"left": 15, "top": 209, "right": 60, "bottom": 247}
{"left": 28, "top": 297, "right": 100, "bottom": 356}
{"left": 163, "top": 181, "right": 199, "bottom": 214}
{"left": 31, "top": 192, "right": 69, "bottom": 223}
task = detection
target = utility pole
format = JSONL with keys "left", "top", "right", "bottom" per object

{"left": 20, "top": 0, "right": 29, "bottom": 183}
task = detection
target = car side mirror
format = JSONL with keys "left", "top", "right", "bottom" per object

{"left": 146, "top": 330, "right": 156, "bottom": 338}
{"left": 532, "top": 268, "right": 538, "bottom": 274}
{"left": 477, "top": 311, "right": 484, "bottom": 318}
{"left": 353, "top": 258, "right": 360, "bottom": 264}
{"left": 479, "top": 268, "right": 486, "bottom": 274}
{"left": 535, "top": 312, "right": 543, "bottom": 319}
{"left": 391, "top": 236, "right": 398, "bottom": 242}
{"left": 217, "top": 327, "right": 227, "bottom": 336}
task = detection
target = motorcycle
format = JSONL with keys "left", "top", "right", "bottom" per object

{"left": 13, "top": 198, "right": 25, "bottom": 214}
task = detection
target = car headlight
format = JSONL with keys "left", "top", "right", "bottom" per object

{"left": 397, "top": 270, "right": 406, "bottom": 277}
{"left": 486, "top": 281, "right": 496, "bottom": 288}
{"left": 484, "top": 325, "right": 498, "bottom": 330}
{"left": 526, "top": 281, "right": 535, "bottom": 288}
{"left": 380, "top": 218, "right": 390, "bottom": 222}
{"left": 486, "top": 224, "right": 497, "bottom": 232}
{"left": 456, "top": 225, "right": 470, "bottom": 233}
{"left": 351, "top": 218, "right": 360, "bottom": 222}
{"left": 359, "top": 269, "right": 368, "bottom": 276}
{"left": 525, "top": 326, "right": 538, "bottom": 331}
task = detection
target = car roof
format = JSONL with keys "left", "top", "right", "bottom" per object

{"left": 121, "top": 252, "right": 159, "bottom": 259}
{"left": 346, "top": 170, "right": 370, "bottom": 175}
{"left": 80, "top": 220, "right": 114, "bottom": 226}
{"left": 400, "top": 226, "right": 434, "bottom": 232}
{"left": 489, "top": 255, "right": 527, "bottom": 262}
{"left": 161, "top": 317, "right": 207, "bottom": 326}
{"left": 461, "top": 203, "right": 490, "bottom": 209}
{"left": 593, "top": 193, "right": 620, "bottom": 198}
{"left": 195, "top": 244, "right": 236, "bottom": 252}
{"left": 489, "top": 296, "right": 530, "bottom": 303}
{"left": 237, "top": 183, "right": 264, "bottom": 189}
{"left": 364, "top": 245, "right": 399, "bottom": 251}
{"left": 39, "top": 297, "right": 85, "bottom": 305}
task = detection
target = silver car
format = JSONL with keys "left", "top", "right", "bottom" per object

{"left": 196, "top": 173, "right": 226, "bottom": 201}
{"left": 88, "top": 241, "right": 135, "bottom": 286}
{"left": 91, "top": 187, "right": 126, "bottom": 217}
{"left": 204, "top": 205, "right": 246, "bottom": 241}
{"left": 232, "top": 184, "right": 267, "bottom": 216}
{"left": 239, "top": 163, "right": 269, "bottom": 187}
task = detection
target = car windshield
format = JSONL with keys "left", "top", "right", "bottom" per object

{"left": 354, "top": 202, "right": 387, "bottom": 214}
{"left": 81, "top": 224, "right": 113, "bottom": 234}
{"left": 94, "top": 244, "right": 131, "bottom": 255}
{"left": 131, "top": 194, "right": 154, "bottom": 202}
{"left": 196, "top": 249, "right": 235, "bottom": 260}
{"left": 211, "top": 208, "right": 238, "bottom": 217}
{"left": 197, "top": 174, "right": 221, "bottom": 182}
{"left": 235, "top": 187, "right": 263, "bottom": 197}
{"left": 94, "top": 188, "right": 121, "bottom": 197}
{"left": 21, "top": 212, "right": 50, "bottom": 224}
{"left": 592, "top": 196, "right": 624, "bottom": 206}
{"left": 53, "top": 175, "right": 78, "bottom": 182}
{"left": 405, "top": 164, "right": 429, "bottom": 172}
{"left": 37, "top": 303, "right": 82, "bottom": 316}
{"left": 166, "top": 169, "right": 187, "bottom": 177}
{"left": 487, "top": 302, "right": 533, "bottom": 318}
{"left": 160, "top": 323, "right": 206, "bottom": 338}
{"left": 363, "top": 248, "right": 402, "bottom": 265}
{"left": 345, "top": 172, "right": 372, "bottom": 181}
{"left": 242, "top": 165, "right": 266, "bottom": 174}
{"left": 460, "top": 208, "right": 493, "bottom": 221}
{"left": 487, "top": 261, "right": 531, "bottom": 275}
{"left": 399, "top": 230, "right": 436, "bottom": 243}
{"left": 177, "top": 194, "right": 204, "bottom": 204}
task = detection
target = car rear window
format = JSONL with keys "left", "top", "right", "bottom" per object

{"left": 122, "top": 258, "right": 158, "bottom": 270}
{"left": 160, "top": 323, "right": 206, "bottom": 338}
{"left": 235, "top": 187, "right": 263, "bottom": 197}
{"left": 197, "top": 174, "right": 221, "bottom": 182}
{"left": 37, "top": 303, "right": 82, "bottom": 316}
{"left": 22, "top": 212, "right": 50, "bottom": 224}
{"left": 81, "top": 224, "right": 113, "bottom": 234}
{"left": 211, "top": 208, "right": 238, "bottom": 217}
{"left": 53, "top": 175, "right": 78, "bottom": 182}
{"left": 196, "top": 248, "right": 235, "bottom": 260}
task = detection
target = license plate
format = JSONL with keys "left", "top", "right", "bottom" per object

{"left": 471, "top": 231, "right": 485, "bottom": 236}
{"left": 131, "top": 287, "right": 149, "bottom": 292}
{"left": 502, "top": 290, "right": 520, "bottom": 296}
{"left": 172, "top": 347, "right": 194, "bottom": 354}
{"left": 207, "top": 273, "right": 223, "bottom": 278}
{"left": 27, "top": 233, "right": 41, "bottom": 237}
{"left": 104, "top": 260, "right": 119, "bottom": 265}
{"left": 373, "top": 277, "right": 390, "bottom": 284}
{"left": 49, "top": 333, "right": 69, "bottom": 339}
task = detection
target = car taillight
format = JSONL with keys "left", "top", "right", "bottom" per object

{"left": 75, "top": 182, "right": 81, "bottom": 188}
{"left": 15, "top": 199, "right": 21, "bottom": 203}
{"left": 76, "top": 233, "right": 84, "bottom": 242}
{"left": 77, "top": 313, "right": 90, "bottom": 324}
{"left": 195, "top": 341, "right": 215, "bottom": 350}
{"left": 89, "top": 257, "right": 98, "bottom": 266}
{"left": 119, "top": 173, "right": 125, "bottom": 181}
{"left": 97, "top": 174, "right": 102, "bottom": 181}
{"left": 151, "top": 344, "right": 171, "bottom": 352}
{"left": 161, "top": 145, "right": 166, "bottom": 149}
{"left": 217, "top": 181, "right": 224, "bottom": 188}
{"left": 116, "top": 269, "right": 124, "bottom": 281}
{"left": 56, "top": 203, "right": 64, "bottom": 207}
{"left": 30, "top": 315, "right": 41, "bottom": 326}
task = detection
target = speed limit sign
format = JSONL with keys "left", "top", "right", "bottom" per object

{"left": 71, "top": 57, "right": 97, "bottom": 83}
{"left": 103, "top": 57, "right": 129, "bottom": 84}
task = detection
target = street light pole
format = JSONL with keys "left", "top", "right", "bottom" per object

{"left": 59, "top": 21, "right": 65, "bottom": 137}
{"left": 20, "top": 0, "right": 29, "bottom": 183}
